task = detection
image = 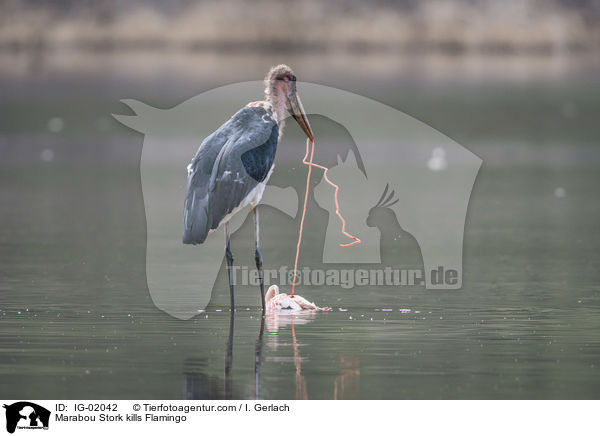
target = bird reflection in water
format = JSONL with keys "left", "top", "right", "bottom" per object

{"left": 182, "top": 357, "right": 224, "bottom": 399}
{"left": 183, "top": 311, "right": 266, "bottom": 400}
{"left": 224, "top": 311, "right": 235, "bottom": 398}
{"left": 266, "top": 313, "right": 360, "bottom": 399}
{"left": 184, "top": 311, "right": 360, "bottom": 399}
{"left": 265, "top": 312, "right": 315, "bottom": 400}
{"left": 333, "top": 356, "right": 360, "bottom": 400}
{"left": 291, "top": 323, "right": 308, "bottom": 400}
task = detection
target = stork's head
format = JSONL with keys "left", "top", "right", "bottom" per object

{"left": 265, "top": 64, "right": 314, "bottom": 141}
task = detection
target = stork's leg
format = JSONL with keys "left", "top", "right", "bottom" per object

{"left": 253, "top": 207, "right": 266, "bottom": 312}
{"left": 225, "top": 223, "right": 235, "bottom": 311}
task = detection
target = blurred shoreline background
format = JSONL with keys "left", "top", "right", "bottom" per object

{"left": 1, "top": 0, "right": 599, "bottom": 94}
{"left": 2, "top": 0, "right": 599, "bottom": 55}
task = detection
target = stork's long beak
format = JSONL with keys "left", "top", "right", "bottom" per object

{"left": 288, "top": 93, "right": 314, "bottom": 141}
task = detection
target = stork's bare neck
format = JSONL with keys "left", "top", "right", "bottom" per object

{"left": 267, "top": 79, "right": 289, "bottom": 125}
{"left": 248, "top": 65, "right": 297, "bottom": 125}
{"left": 248, "top": 64, "right": 314, "bottom": 141}
{"left": 246, "top": 78, "right": 288, "bottom": 126}
{"left": 247, "top": 99, "right": 284, "bottom": 126}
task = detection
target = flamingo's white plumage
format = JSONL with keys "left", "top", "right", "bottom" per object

{"left": 265, "top": 285, "right": 330, "bottom": 313}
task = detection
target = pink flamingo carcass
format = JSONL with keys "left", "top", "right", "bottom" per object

{"left": 265, "top": 285, "right": 330, "bottom": 313}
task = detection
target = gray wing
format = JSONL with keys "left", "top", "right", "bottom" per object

{"left": 183, "top": 106, "right": 277, "bottom": 244}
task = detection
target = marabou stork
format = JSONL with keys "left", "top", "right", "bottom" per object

{"left": 183, "top": 65, "right": 314, "bottom": 312}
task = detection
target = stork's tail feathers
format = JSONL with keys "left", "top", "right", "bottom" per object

{"left": 183, "top": 188, "right": 210, "bottom": 245}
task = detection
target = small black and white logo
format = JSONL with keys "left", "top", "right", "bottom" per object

{"left": 3, "top": 402, "right": 50, "bottom": 434}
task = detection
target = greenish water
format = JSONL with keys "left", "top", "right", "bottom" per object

{"left": 1, "top": 52, "right": 600, "bottom": 399}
